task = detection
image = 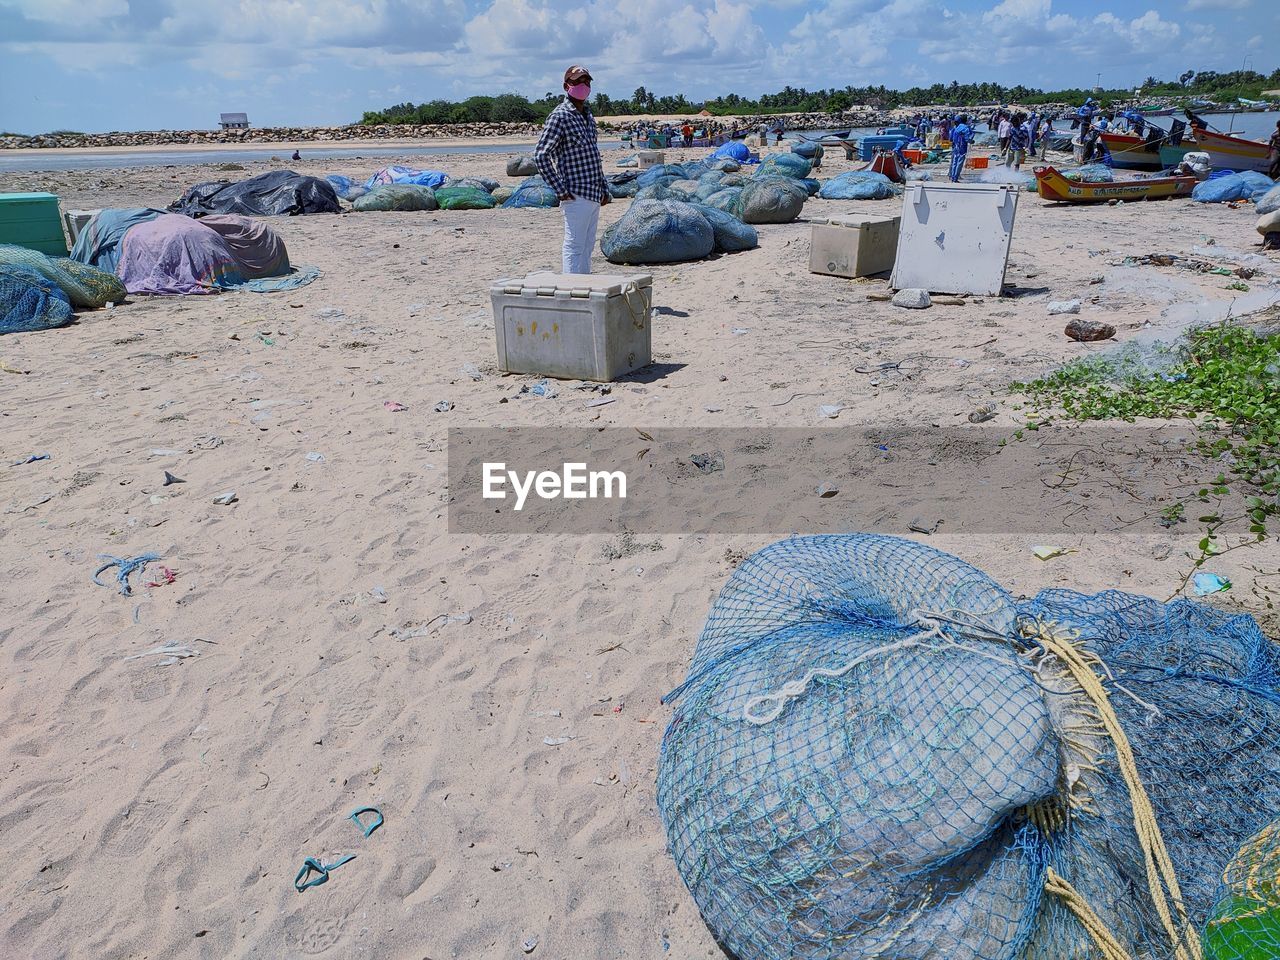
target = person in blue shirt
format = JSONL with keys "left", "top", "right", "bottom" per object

{"left": 949, "top": 114, "right": 972, "bottom": 182}
{"left": 1074, "top": 98, "right": 1095, "bottom": 133}
{"left": 1004, "top": 112, "right": 1030, "bottom": 169}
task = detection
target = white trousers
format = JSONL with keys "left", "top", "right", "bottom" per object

{"left": 561, "top": 197, "right": 600, "bottom": 275}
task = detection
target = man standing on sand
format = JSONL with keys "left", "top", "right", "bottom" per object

{"left": 535, "top": 64, "right": 610, "bottom": 275}
{"left": 1268, "top": 120, "right": 1280, "bottom": 181}
{"left": 948, "top": 114, "right": 971, "bottom": 182}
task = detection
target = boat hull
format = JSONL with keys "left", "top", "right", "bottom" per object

{"left": 1190, "top": 127, "right": 1272, "bottom": 173}
{"left": 1033, "top": 166, "right": 1196, "bottom": 203}
{"left": 1157, "top": 143, "right": 1197, "bottom": 167}
{"left": 1100, "top": 132, "right": 1163, "bottom": 170}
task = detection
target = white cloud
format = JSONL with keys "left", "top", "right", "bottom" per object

{"left": 7, "top": 0, "right": 127, "bottom": 23}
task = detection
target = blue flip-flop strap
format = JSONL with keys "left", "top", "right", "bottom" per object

{"left": 349, "top": 806, "right": 384, "bottom": 838}
{"left": 294, "top": 854, "right": 356, "bottom": 892}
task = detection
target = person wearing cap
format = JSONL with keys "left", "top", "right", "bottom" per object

{"left": 535, "top": 65, "right": 610, "bottom": 275}
{"left": 948, "top": 114, "right": 972, "bottom": 182}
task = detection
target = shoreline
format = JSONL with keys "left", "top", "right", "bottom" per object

{"left": 0, "top": 136, "right": 542, "bottom": 158}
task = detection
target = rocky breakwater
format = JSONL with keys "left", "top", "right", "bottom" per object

{"left": 0, "top": 122, "right": 546, "bottom": 150}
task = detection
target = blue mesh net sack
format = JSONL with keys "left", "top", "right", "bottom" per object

{"left": 434, "top": 186, "right": 497, "bottom": 210}
{"left": 601, "top": 199, "right": 714, "bottom": 264}
{"left": 756, "top": 153, "right": 812, "bottom": 179}
{"left": 695, "top": 181, "right": 727, "bottom": 201}
{"left": 791, "top": 141, "right": 821, "bottom": 159}
{"left": 0, "top": 265, "right": 74, "bottom": 334}
{"left": 819, "top": 171, "right": 896, "bottom": 200}
{"left": 657, "top": 534, "right": 1280, "bottom": 960}
{"left": 688, "top": 203, "right": 758, "bottom": 253}
{"left": 799, "top": 177, "right": 821, "bottom": 197}
{"left": 635, "top": 183, "right": 675, "bottom": 201}
{"left": 704, "top": 187, "right": 743, "bottom": 214}
{"left": 0, "top": 244, "right": 126, "bottom": 308}
{"left": 502, "top": 182, "right": 559, "bottom": 208}
{"left": 352, "top": 184, "right": 439, "bottom": 212}
{"left": 710, "top": 157, "right": 742, "bottom": 172}
{"left": 735, "top": 179, "right": 807, "bottom": 224}
{"left": 638, "top": 164, "right": 689, "bottom": 188}
{"left": 666, "top": 179, "right": 704, "bottom": 201}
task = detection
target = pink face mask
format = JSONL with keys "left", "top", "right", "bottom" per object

{"left": 566, "top": 83, "right": 591, "bottom": 101}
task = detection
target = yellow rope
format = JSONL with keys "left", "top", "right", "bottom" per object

{"left": 1028, "top": 621, "right": 1203, "bottom": 960}
{"left": 1044, "top": 868, "right": 1135, "bottom": 960}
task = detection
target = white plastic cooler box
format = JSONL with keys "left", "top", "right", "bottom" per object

{"left": 491, "top": 272, "right": 653, "bottom": 382}
{"left": 889, "top": 181, "right": 1019, "bottom": 297}
{"left": 809, "top": 215, "right": 900, "bottom": 278}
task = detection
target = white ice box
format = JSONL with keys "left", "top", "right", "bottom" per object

{"left": 491, "top": 272, "right": 653, "bottom": 382}
{"left": 638, "top": 150, "right": 665, "bottom": 169}
{"left": 809, "top": 215, "right": 900, "bottom": 278}
{"left": 889, "top": 181, "right": 1018, "bottom": 296}
{"left": 63, "top": 209, "right": 100, "bottom": 244}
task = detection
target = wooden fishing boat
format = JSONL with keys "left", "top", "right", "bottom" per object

{"left": 1099, "top": 131, "right": 1164, "bottom": 170}
{"left": 1188, "top": 127, "right": 1272, "bottom": 172}
{"left": 1033, "top": 166, "right": 1196, "bottom": 203}
{"left": 1157, "top": 143, "right": 1197, "bottom": 167}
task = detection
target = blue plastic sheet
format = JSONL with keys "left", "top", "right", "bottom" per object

{"left": 1193, "top": 171, "right": 1276, "bottom": 203}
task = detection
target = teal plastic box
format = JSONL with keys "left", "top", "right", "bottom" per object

{"left": 0, "top": 192, "right": 69, "bottom": 257}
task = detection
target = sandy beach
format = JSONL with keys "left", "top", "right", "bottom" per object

{"left": 2, "top": 141, "right": 1278, "bottom": 960}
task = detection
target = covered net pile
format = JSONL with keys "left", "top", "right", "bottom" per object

{"left": 657, "top": 534, "right": 1280, "bottom": 960}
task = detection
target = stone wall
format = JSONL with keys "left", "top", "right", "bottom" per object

{"left": 0, "top": 123, "right": 545, "bottom": 150}
{"left": 1, "top": 112, "right": 907, "bottom": 150}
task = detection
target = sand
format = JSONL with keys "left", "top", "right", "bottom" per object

{"left": 1, "top": 143, "right": 1278, "bottom": 960}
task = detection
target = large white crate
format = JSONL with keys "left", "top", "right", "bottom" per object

{"left": 638, "top": 150, "right": 665, "bottom": 169}
{"left": 889, "top": 181, "right": 1019, "bottom": 296}
{"left": 491, "top": 272, "right": 653, "bottom": 382}
{"left": 809, "top": 215, "right": 900, "bottom": 278}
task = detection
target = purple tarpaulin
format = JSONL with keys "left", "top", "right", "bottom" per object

{"left": 117, "top": 215, "right": 244, "bottom": 295}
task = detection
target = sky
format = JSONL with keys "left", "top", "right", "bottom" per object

{"left": 1, "top": 0, "right": 1276, "bottom": 133}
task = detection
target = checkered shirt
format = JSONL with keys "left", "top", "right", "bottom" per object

{"left": 535, "top": 98, "right": 607, "bottom": 203}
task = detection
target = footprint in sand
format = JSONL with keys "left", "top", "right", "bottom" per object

{"left": 283, "top": 912, "right": 347, "bottom": 955}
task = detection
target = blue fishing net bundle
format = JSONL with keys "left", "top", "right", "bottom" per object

{"left": 0, "top": 265, "right": 74, "bottom": 334}
{"left": 657, "top": 534, "right": 1280, "bottom": 960}
{"left": 601, "top": 199, "right": 757, "bottom": 264}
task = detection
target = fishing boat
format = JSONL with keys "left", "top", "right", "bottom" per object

{"left": 1187, "top": 127, "right": 1273, "bottom": 173}
{"left": 1099, "top": 131, "right": 1164, "bottom": 170}
{"left": 1033, "top": 166, "right": 1196, "bottom": 203}
{"left": 1157, "top": 143, "right": 1197, "bottom": 167}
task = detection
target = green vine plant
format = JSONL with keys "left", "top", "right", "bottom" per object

{"left": 1010, "top": 322, "right": 1280, "bottom": 599}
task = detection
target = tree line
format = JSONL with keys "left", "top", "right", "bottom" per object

{"left": 359, "top": 67, "right": 1280, "bottom": 125}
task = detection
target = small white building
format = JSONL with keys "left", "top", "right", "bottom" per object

{"left": 219, "top": 112, "right": 249, "bottom": 130}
